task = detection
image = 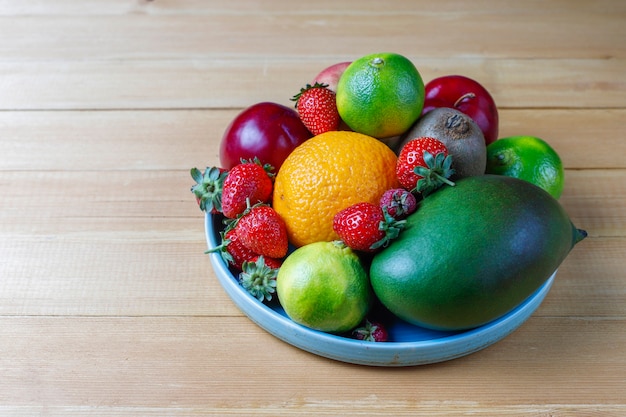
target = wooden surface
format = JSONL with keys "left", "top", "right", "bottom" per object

{"left": 1, "top": 1, "right": 625, "bottom": 415}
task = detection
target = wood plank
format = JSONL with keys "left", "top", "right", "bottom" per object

{"left": 541, "top": 237, "right": 626, "bottom": 318}
{"left": 0, "top": 169, "right": 238, "bottom": 316}
{"left": 1, "top": 58, "right": 624, "bottom": 110}
{"left": 0, "top": 5, "right": 623, "bottom": 62}
{"left": 1, "top": 0, "right": 625, "bottom": 16}
{"left": 1, "top": 230, "right": 620, "bottom": 317}
{"left": 0, "top": 110, "right": 226, "bottom": 171}
{"left": 0, "top": 316, "right": 624, "bottom": 413}
{"left": 497, "top": 109, "right": 626, "bottom": 169}
{"left": 0, "top": 168, "right": 622, "bottom": 316}
{"left": 0, "top": 223, "right": 236, "bottom": 317}
{"left": 1, "top": 406, "right": 622, "bottom": 417}
{"left": 561, "top": 170, "right": 626, "bottom": 238}
{"left": 1, "top": 109, "right": 626, "bottom": 171}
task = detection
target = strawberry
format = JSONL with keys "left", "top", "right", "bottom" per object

{"left": 291, "top": 82, "right": 340, "bottom": 135}
{"left": 207, "top": 229, "right": 259, "bottom": 271}
{"left": 352, "top": 319, "right": 389, "bottom": 342}
{"left": 332, "top": 202, "right": 405, "bottom": 253}
{"left": 229, "top": 203, "right": 288, "bottom": 259}
{"left": 190, "top": 166, "right": 228, "bottom": 213}
{"left": 379, "top": 188, "right": 417, "bottom": 219}
{"left": 250, "top": 255, "right": 283, "bottom": 270}
{"left": 239, "top": 255, "right": 279, "bottom": 302}
{"left": 396, "top": 137, "right": 455, "bottom": 197}
{"left": 221, "top": 158, "right": 274, "bottom": 219}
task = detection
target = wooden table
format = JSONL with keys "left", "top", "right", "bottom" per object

{"left": 1, "top": 1, "right": 624, "bottom": 415}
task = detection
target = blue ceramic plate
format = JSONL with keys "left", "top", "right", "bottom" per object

{"left": 205, "top": 213, "right": 555, "bottom": 367}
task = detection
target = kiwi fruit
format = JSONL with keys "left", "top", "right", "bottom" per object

{"left": 398, "top": 107, "right": 487, "bottom": 179}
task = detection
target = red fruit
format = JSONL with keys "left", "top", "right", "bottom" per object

{"left": 208, "top": 229, "right": 259, "bottom": 271}
{"left": 291, "top": 83, "right": 340, "bottom": 135}
{"left": 333, "top": 202, "right": 405, "bottom": 253}
{"left": 239, "top": 255, "right": 279, "bottom": 302}
{"left": 312, "top": 61, "right": 351, "bottom": 92}
{"left": 352, "top": 319, "right": 389, "bottom": 342}
{"left": 219, "top": 102, "right": 312, "bottom": 171}
{"left": 221, "top": 159, "right": 274, "bottom": 219}
{"left": 190, "top": 166, "right": 228, "bottom": 213}
{"left": 250, "top": 255, "right": 282, "bottom": 270}
{"left": 232, "top": 204, "right": 289, "bottom": 259}
{"left": 379, "top": 188, "right": 417, "bottom": 219}
{"left": 396, "top": 137, "right": 455, "bottom": 196}
{"left": 422, "top": 75, "right": 499, "bottom": 145}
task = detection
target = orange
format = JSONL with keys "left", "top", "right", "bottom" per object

{"left": 272, "top": 131, "right": 399, "bottom": 247}
{"left": 276, "top": 241, "right": 372, "bottom": 333}
{"left": 336, "top": 52, "right": 424, "bottom": 139}
{"left": 485, "top": 135, "right": 565, "bottom": 199}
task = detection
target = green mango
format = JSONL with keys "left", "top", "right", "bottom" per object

{"left": 370, "top": 174, "right": 586, "bottom": 331}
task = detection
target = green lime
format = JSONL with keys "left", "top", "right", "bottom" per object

{"left": 276, "top": 241, "right": 372, "bottom": 333}
{"left": 336, "top": 52, "right": 424, "bottom": 139}
{"left": 485, "top": 135, "right": 565, "bottom": 199}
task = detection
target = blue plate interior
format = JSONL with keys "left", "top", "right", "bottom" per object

{"left": 205, "top": 213, "right": 555, "bottom": 367}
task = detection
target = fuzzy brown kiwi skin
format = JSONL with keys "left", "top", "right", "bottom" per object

{"left": 398, "top": 107, "right": 487, "bottom": 179}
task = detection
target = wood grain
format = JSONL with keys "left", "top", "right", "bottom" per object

{"left": 0, "top": 0, "right": 624, "bottom": 415}
{"left": 1, "top": 109, "right": 625, "bottom": 170}
{"left": 1, "top": 59, "right": 625, "bottom": 110}
{"left": 0, "top": 317, "right": 624, "bottom": 415}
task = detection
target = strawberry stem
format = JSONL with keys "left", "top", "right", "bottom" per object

{"left": 413, "top": 151, "right": 456, "bottom": 197}
{"left": 190, "top": 166, "right": 228, "bottom": 213}
{"left": 290, "top": 82, "right": 330, "bottom": 108}
{"left": 205, "top": 230, "right": 235, "bottom": 265}
{"left": 432, "top": 172, "right": 456, "bottom": 187}
{"left": 239, "top": 157, "right": 275, "bottom": 179}
{"left": 239, "top": 256, "right": 278, "bottom": 302}
{"left": 370, "top": 207, "right": 406, "bottom": 250}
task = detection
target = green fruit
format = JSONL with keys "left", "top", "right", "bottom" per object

{"left": 276, "top": 241, "right": 372, "bottom": 333}
{"left": 369, "top": 175, "right": 586, "bottom": 331}
{"left": 336, "top": 52, "right": 424, "bottom": 139}
{"left": 486, "top": 135, "right": 565, "bottom": 199}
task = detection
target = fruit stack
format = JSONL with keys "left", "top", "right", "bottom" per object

{"left": 190, "top": 52, "right": 585, "bottom": 342}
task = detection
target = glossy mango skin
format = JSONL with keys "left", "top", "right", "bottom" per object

{"left": 370, "top": 175, "right": 586, "bottom": 331}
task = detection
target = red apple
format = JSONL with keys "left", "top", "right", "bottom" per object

{"left": 422, "top": 75, "right": 499, "bottom": 145}
{"left": 312, "top": 61, "right": 351, "bottom": 92}
{"left": 219, "top": 102, "right": 312, "bottom": 171}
